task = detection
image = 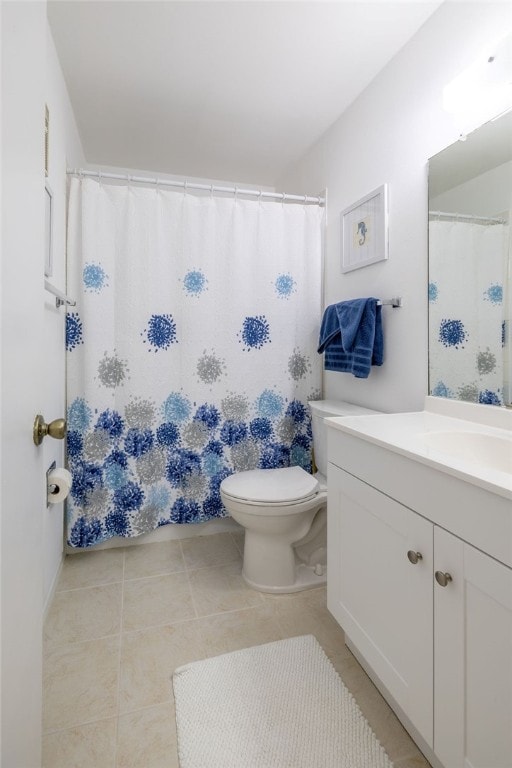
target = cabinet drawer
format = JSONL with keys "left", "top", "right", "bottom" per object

{"left": 327, "top": 427, "right": 512, "bottom": 569}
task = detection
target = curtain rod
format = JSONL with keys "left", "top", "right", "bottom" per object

{"left": 429, "top": 210, "right": 506, "bottom": 225}
{"left": 67, "top": 169, "right": 325, "bottom": 206}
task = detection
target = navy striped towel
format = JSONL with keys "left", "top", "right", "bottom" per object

{"left": 317, "top": 298, "right": 383, "bottom": 378}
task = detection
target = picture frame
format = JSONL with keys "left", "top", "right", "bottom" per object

{"left": 340, "top": 184, "right": 388, "bottom": 273}
{"left": 45, "top": 182, "right": 53, "bottom": 278}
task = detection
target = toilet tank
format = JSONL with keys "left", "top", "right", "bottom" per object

{"left": 308, "top": 400, "right": 379, "bottom": 477}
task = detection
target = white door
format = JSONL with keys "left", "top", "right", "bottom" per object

{"left": 327, "top": 467, "right": 434, "bottom": 746}
{"left": 1, "top": 3, "right": 47, "bottom": 766}
{"left": 434, "top": 526, "right": 512, "bottom": 768}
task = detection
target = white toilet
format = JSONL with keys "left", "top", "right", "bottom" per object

{"left": 220, "top": 400, "right": 378, "bottom": 593}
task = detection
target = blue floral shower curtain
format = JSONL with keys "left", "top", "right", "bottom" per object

{"left": 66, "top": 177, "right": 323, "bottom": 547}
{"left": 429, "top": 218, "right": 507, "bottom": 404}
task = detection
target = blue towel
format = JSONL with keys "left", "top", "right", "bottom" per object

{"left": 317, "top": 298, "right": 383, "bottom": 378}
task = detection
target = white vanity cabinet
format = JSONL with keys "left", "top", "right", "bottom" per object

{"left": 327, "top": 421, "right": 512, "bottom": 768}
{"left": 327, "top": 467, "right": 434, "bottom": 747}
{"left": 434, "top": 526, "right": 512, "bottom": 768}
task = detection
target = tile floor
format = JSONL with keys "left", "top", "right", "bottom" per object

{"left": 43, "top": 532, "right": 432, "bottom": 768}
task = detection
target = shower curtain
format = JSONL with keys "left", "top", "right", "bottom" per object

{"left": 429, "top": 218, "right": 508, "bottom": 404}
{"left": 66, "top": 177, "right": 323, "bottom": 547}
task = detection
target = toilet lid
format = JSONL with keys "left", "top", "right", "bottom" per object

{"left": 221, "top": 466, "right": 319, "bottom": 504}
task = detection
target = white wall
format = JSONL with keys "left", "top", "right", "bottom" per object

{"left": 278, "top": 1, "right": 512, "bottom": 414}
{"left": 42, "top": 26, "right": 85, "bottom": 609}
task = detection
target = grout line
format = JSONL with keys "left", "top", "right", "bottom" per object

{"left": 114, "top": 700, "right": 176, "bottom": 717}
{"left": 43, "top": 714, "right": 118, "bottom": 737}
{"left": 118, "top": 602, "right": 270, "bottom": 639}
{"left": 123, "top": 567, "right": 187, "bottom": 583}
{"left": 43, "top": 698, "right": 177, "bottom": 738}
{"left": 194, "top": 602, "right": 267, "bottom": 621}
{"left": 229, "top": 529, "right": 245, "bottom": 556}
{"left": 44, "top": 632, "right": 122, "bottom": 650}
{"left": 119, "top": 616, "right": 200, "bottom": 641}
{"left": 55, "top": 579, "right": 124, "bottom": 594}
{"left": 180, "top": 555, "right": 243, "bottom": 576}
{"left": 179, "top": 539, "right": 199, "bottom": 622}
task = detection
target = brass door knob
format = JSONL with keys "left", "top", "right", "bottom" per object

{"left": 407, "top": 550, "right": 423, "bottom": 565}
{"left": 435, "top": 571, "right": 453, "bottom": 587}
{"left": 33, "top": 415, "right": 67, "bottom": 446}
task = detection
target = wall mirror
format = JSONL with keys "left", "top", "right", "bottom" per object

{"left": 428, "top": 110, "right": 512, "bottom": 407}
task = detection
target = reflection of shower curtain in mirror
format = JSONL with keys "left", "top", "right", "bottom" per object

{"left": 65, "top": 178, "right": 323, "bottom": 548}
{"left": 429, "top": 218, "right": 508, "bottom": 405}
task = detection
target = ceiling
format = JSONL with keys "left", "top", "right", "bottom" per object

{"left": 48, "top": 1, "right": 443, "bottom": 187}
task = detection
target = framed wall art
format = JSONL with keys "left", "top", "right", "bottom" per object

{"left": 340, "top": 184, "right": 388, "bottom": 273}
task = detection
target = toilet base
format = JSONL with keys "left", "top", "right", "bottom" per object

{"left": 242, "top": 562, "right": 327, "bottom": 594}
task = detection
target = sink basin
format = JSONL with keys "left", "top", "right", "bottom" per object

{"left": 421, "top": 431, "right": 512, "bottom": 474}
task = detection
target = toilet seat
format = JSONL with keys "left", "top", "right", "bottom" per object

{"left": 220, "top": 466, "right": 319, "bottom": 507}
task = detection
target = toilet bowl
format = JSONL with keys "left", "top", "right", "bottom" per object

{"left": 221, "top": 466, "right": 327, "bottom": 592}
{"left": 220, "top": 399, "right": 379, "bottom": 593}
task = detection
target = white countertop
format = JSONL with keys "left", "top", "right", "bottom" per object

{"left": 326, "top": 398, "right": 512, "bottom": 500}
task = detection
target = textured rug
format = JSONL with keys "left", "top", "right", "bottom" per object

{"left": 173, "top": 634, "right": 394, "bottom": 768}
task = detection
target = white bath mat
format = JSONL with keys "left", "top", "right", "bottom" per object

{"left": 172, "top": 634, "right": 394, "bottom": 768}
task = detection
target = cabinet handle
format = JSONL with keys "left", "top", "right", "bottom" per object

{"left": 407, "top": 550, "right": 423, "bottom": 565}
{"left": 435, "top": 570, "right": 453, "bottom": 587}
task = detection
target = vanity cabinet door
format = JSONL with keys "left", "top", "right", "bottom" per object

{"left": 434, "top": 527, "right": 512, "bottom": 768}
{"left": 327, "top": 466, "right": 433, "bottom": 747}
